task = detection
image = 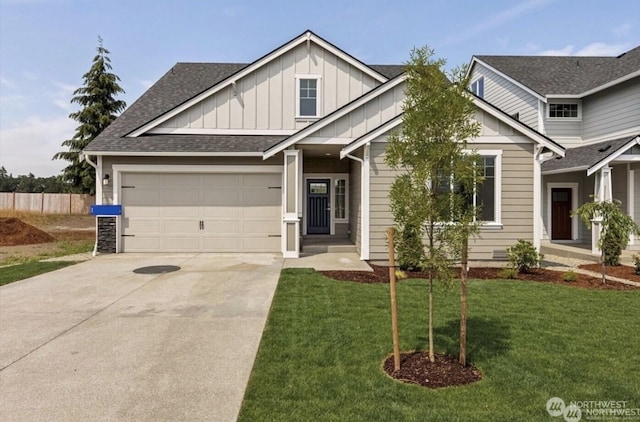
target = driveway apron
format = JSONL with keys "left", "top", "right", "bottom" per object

{"left": 0, "top": 253, "right": 283, "bottom": 421}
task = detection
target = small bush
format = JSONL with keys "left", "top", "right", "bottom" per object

{"left": 506, "top": 239, "right": 543, "bottom": 273}
{"left": 633, "top": 254, "right": 640, "bottom": 275}
{"left": 602, "top": 229, "right": 624, "bottom": 266}
{"left": 396, "top": 225, "right": 425, "bottom": 272}
{"left": 498, "top": 268, "right": 518, "bottom": 279}
{"left": 562, "top": 271, "right": 578, "bottom": 282}
{"left": 394, "top": 269, "right": 408, "bottom": 280}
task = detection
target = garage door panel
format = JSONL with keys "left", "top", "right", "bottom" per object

{"left": 122, "top": 171, "right": 281, "bottom": 253}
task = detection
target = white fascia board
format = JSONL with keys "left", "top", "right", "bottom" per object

{"left": 86, "top": 151, "right": 263, "bottom": 157}
{"left": 340, "top": 115, "right": 402, "bottom": 158}
{"left": 264, "top": 75, "right": 406, "bottom": 159}
{"left": 542, "top": 166, "right": 589, "bottom": 175}
{"left": 112, "top": 164, "right": 282, "bottom": 173}
{"left": 146, "top": 128, "right": 297, "bottom": 136}
{"left": 128, "top": 31, "right": 389, "bottom": 138}
{"left": 472, "top": 98, "right": 565, "bottom": 156}
{"left": 587, "top": 136, "right": 640, "bottom": 176}
{"left": 471, "top": 58, "right": 546, "bottom": 102}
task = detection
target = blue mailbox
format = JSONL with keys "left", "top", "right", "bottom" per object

{"left": 90, "top": 205, "right": 122, "bottom": 216}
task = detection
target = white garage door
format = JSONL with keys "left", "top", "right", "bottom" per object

{"left": 121, "top": 172, "right": 282, "bottom": 252}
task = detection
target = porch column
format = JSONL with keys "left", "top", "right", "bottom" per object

{"left": 362, "top": 143, "right": 370, "bottom": 260}
{"left": 591, "top": 166, "right": 612, "bottom": 254}
{"left": 629, "top": 164, "right": 635, "bottom": 246}
{"left": 283, "top": 150, "right": 301, "bottom": 258}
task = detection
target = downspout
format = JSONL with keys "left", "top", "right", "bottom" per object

{"left": 345, "top": 146, "right": 370, "bottom": 261}
{"left": 81, "top": 152, "right": 100, "bottom": 257}
{"left": 533, "top": 146, "right": 555, "bottom": 252}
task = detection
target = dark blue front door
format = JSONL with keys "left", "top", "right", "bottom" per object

{"left": 307, "top": 179, "right": 330, "bottom": 234}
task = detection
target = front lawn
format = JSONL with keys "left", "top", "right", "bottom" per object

{"left": 239, "top": 269, "right": 640, "bottom": 421}
{"left": 0, "top": 261, "right": 77, "bottom": 287}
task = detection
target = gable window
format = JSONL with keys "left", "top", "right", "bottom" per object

{"left": 548, "top": 103, "right": 579, "bottom": 119}
{"left": 471, "top": 77, "right": 484, "bottom": 98}
{"left": 297, "top": 76, "right": 321, "bottom": 118}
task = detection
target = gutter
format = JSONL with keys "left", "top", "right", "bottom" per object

{"left": 81, "top": 152, "right": 100, "bottom": 257}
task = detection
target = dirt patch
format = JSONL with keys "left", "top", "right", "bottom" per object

{"left": 321, "top": 264, "right": 639, "bottom": 290}
{"left": 384, "top": 352, "right": 482, "bottom": 388}
{"left": 0, "top": 218, "right": 54, "bottom": 246}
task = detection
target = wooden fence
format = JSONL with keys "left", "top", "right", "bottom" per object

{"left": 0, "top": 192, "right": 93, "bottom": 214}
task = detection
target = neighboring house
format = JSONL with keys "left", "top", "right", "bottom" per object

{"left": 84, "top": 30, "right": 564, "bottom": 262}
{"left": 468, "top": 47, "right": 640, "bottom": 253}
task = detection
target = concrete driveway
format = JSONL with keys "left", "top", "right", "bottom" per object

{"left": 0, "top": 253, "right": 283, "bottom": 422}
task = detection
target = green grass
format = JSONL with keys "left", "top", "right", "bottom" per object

{"left": 239, "top": 269, "right": 640, "bottom": 421}
{"left": 0, "top": 260, "right": 77, "bottom": 286}
{"left": 0, "top": 240, "right": 94, "bottom": 266}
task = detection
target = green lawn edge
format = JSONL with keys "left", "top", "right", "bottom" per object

{"left": 0, "top": 261, "right": 78, "bottom": 286}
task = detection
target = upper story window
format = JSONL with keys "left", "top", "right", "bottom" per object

{"left": 471, "top": 77, "right": 484, "bottom": 98}
{"left": 548, "top": 103, "right": 579, "bottom": 119}
{"left": 297, "top": 76, "right": 321, "bottom": 118}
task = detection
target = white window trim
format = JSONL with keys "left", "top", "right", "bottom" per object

{"left": 471, "top": 76, "right": 484, "bottom": 98}
{"left": 546, "top": 100, "right": 582, "bottom": 121}
{"left": 302, "top": 173, "right": 349, "bottom": 236}
{"left": 295, "top": 74, "right": 322, "bottom": 120}
{"left": 463, "top": 149, "right": 502, "bottom": 226}
{"left": 546, "top": 182, "right": 580, "bottom": 242}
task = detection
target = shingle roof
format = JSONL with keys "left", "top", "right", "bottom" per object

{"left": 541, "top": 135, "right": 639, "bottom": 173}
{"left": 85, "top": 61, "right": 404, "bottom": 153}
{"left": 85, "top": 134, "right": 286, "bottom": 154}
{"left": 475, "top": 45, "right": 640, "bottom": 96}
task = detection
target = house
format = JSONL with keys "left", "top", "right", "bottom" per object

{"left": 84, "top": 30, "right": 565, "bottom": 262}
{"left": 468, "top": 47, "right": 640, "bottom": 253}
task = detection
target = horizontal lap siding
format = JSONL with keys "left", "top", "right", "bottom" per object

{"left": 582, "top": 78, "right": 640, "bottom": 141}
{"left": 368, "top": 140, "right": 536, "bottom": 263}
{"left": 472, "top": 64, "right": 538, "bottom": 129}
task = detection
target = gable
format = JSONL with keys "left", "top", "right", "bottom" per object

{"left": 130, "top": 30, "right": 390, "bottom": 137}
{"left": 151, "top": 42, "right": 382, "bottom": 134}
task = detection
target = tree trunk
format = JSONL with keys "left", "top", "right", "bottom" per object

{"left": 459, "top": 238, "right": 468, "bottom": 366}
{"left": 428, "top": 274, "right": 435, "bottom": 363}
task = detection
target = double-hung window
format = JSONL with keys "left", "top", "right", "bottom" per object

{"left": 296, "top": 76, "right": 321, "bottom": 118}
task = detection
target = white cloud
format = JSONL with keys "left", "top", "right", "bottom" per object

{"left": 613, "top": 23, "right": 632, "bottom": 38}
{"left": 441, "top": 0, "right": 554, "bottom": 45}
{"left": 0, "top": 116, "right": 75, "bottom": 176}
{"left": 538, "top": 42, "right": 626, "bottom": 56}
{"left": 139, "top": 79, "right": 154, "bottom": 89}
{"left": 539, "top": 45, "right": 574, "bottom": 56}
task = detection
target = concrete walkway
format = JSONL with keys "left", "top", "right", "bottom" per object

{"left": 283, "top": 252, "right": 373, "bottom": 271}
{"left": 542, "top": 254, "right": 640, "bottom": 287}
{"left": 0, "top": 253, "right": 283, "bottom": 422}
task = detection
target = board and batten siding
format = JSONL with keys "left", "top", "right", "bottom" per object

{"left": 582, "top": 78, "right": 640, "bottom": 141}
{"left": 367, "top": 108, "right": 538, "bottom": 263}
{"left": 159, "top": 42, "right": 380, "bottom": 132}
{"left": 313, "top": 84, "right": 405, "bottom": 140}
{"left": 471, "top": 63, "right": 539, "bottom": 129}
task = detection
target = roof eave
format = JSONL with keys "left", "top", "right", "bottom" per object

{"left": 587, "top": 136, "right": 640, "bottom": 176}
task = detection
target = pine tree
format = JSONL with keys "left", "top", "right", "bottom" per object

{"left": 54, "top": 37, "right": 125, "bottom": 194}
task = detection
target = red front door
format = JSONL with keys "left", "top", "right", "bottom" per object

{"left": 551, "top": 188, "right": 572, "bottom": 240}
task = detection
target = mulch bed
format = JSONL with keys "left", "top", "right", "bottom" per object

{"left": 0, "top": 218, "right": 54, "bottom": 246}
{"left": 579, "top": 263, "right": 640, "bottom": 283}
{"left": 321, "top": 264, "right": 640, "bottom": 290}
{"left": 383, "top": 352, "right": 482, "bottom": 388}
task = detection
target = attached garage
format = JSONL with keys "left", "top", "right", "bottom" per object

{"left": 118, "top": 170, "right": 282, "bottom": 253}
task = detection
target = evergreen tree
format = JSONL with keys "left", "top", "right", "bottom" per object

{"left": 54, "top": 37, "right": 125, "bottom": 194}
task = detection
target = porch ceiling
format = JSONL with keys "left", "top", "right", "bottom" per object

{"left": 298, "top": 144, "right": 344, "bottom": 158}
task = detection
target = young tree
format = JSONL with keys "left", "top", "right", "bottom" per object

{"left": 573, "top": 197, "right": 640, "bottom": 283}
{"left": 54, "top": 37, "right": 126, "bottom": 194}
{"left": 385, "top": 47, "right": 480, "bottom": 363}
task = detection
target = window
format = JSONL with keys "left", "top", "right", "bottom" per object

{"left": 334, "top": 179, "right": 346, "bottom": 219}
{"left": 437, "top": 151, "right": 501, "bottom": 224}
{"left": 297, "top": 77, "right": 320, "bottom": 118}
{"left": 548, "top": 103, "right": 579, "bottom": 119}
{"left": 471, "top": 77, "right": 484, "bottom": 98}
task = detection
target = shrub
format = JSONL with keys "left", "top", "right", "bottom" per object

{"left": 498, "top": 268, "right": 518, "bottom": 279}
{"left": 396, "top": 225, "right": 425, "bottom": 271}
{"left": 562, "top": 271, "right": 578, "bottom": 282}
{"left": 506, "top": 239, "right": 543, "bottom": 274}
{"left": 602, "top": 229, "right": 624, "bottom": 266}
{"left": 633, "top": 254, "right": 640, "bottom": 275}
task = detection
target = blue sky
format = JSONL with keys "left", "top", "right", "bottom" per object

{"left": 0, "top": 0, "right": 638, "bottom": 176}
